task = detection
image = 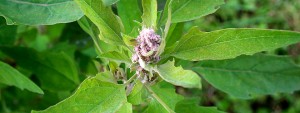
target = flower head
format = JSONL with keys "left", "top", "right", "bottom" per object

{"left": 132, "top": 28, "right": 161, "bottom": 63}
{"left": 132, "top": 28, "right": 161, "bottom": 83}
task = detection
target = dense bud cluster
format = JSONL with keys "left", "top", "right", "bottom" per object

{"left": 132, "top": 28, "right": 161, "bottom": 83}
{"left": 132, "top": 28, "right": 161, "bottom": 63}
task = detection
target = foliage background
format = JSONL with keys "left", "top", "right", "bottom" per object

{"left": 0, "top": 0, "right": 300, "bottom": 113}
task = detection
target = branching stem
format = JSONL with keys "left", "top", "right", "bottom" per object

{"left": 124, "top": 74, "right": 137, "bottom": 86}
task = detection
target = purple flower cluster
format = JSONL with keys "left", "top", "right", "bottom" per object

{"left": 132, "top": 28, "right": 161, "bottom": 63}
{"left": 131, "top": 28, "right": 161, "bottom": 83}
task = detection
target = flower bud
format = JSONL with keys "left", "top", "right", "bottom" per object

{"left": 132, "top": 28, "right": 161, "bottom": 63}
{"left": 131, "top": 28, "right": 161, "bottom": 84}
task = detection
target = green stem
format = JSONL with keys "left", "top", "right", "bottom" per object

{"left": 145, "top": 85, "right": 175, "bottom": 113}
{"left": 90, "top": 35, "right": 102, "bottom": 54}
{"left": 124, "top": 74, "right": 137, "bottom": 86}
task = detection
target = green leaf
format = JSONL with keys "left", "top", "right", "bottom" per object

{"left": 192, "top": 55, "right": 300, "bottom": 99}
{"left": 0, "top": 0, "right": 83, "bottom": 25}
{"left": 76, "top": 52, "right": 98, "bottom": 76}
{"left": 98, "top": 40, "right": 120, "bottom": 53}
{"left": 95, "top": 71, "right": 116, "bottom": 83}
{"left": 103, "top": 0, "right": 119, "bottom": 6}
{"left": 156, "top": 0, "right": 172, "bottom": 57}
{"left": 77, "top": 16, "right": 119, "bottom": 54}
{"left": 99, "top": 51, "right": 131, "bottom": 64}
{"left": 30, "top": 34, "right": 50, "bottom": 52}
{"left": 155, "top": 60, "right": 201, "bottom": 89}
{"left": 144, "top": 82, "right": 183, "bottom": 113}
{"left": 172, "top": 28, "right": 300, "bottom": 61}
{"left": 0, "top": 61, "right": 43, "bottom": 94}
{"left": 145, "top": 99, "right": 169, "bottom": 113}
{"left": 122, "top": 33, "right": 137, "bottom": 47}
{"left": 0, "top": 17, "right": 17, "bottom": 45}
{"left": 45, "top": 24, "right": 66, "bottom": 40}
{"left": 117, "top": 0, "right": 142, "bottom": 34}
{"left": 161, "top": 0, "right": 224, "bottom": 24}
{"left": 116, "top": 102, "right": 132, "bottom": 113}
{"left": 175, "top": 98, "right": 225, "bottom": 113}
{"left": 165, "top": 23, "right": 184, "bottom": 48}
{"left": 142, "top": 0, "right": 157, "bottom": 28}
{"left": 50, "top": 42, "right": 76, "bottom": 59}
{"left": 74, "top": 0, "right": 124, "bottom": 45}
{"left": 32, "top": 76, "right": 131, "bottom": 113}
{"left": 77, "top": 16, "right": 95, "bottom": 37}
{"left": 0, "top": 47, "right": 79, "bottom": 91}
{"left": 127, "top": 80, "right": 144, "bottom": 105}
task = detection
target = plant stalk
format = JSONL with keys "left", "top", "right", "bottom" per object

{"left": 124, "top": 74, "right": 137, "bottom": 86}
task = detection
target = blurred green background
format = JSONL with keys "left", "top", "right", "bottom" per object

{"left": 1, "top": 0, "right": 300, "bottom": 113}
